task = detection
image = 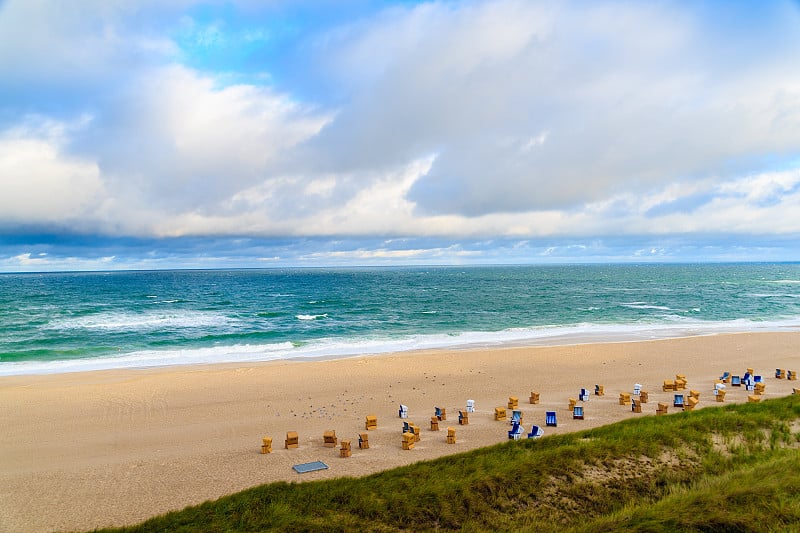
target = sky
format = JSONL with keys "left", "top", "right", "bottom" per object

{"left": 2, "top": 0, "right": 800, "bottom": 271}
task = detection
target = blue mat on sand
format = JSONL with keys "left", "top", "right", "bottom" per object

{"left": 293, "top": 461, "right": 329, "bottom": 474}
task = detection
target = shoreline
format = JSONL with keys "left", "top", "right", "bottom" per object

{"left": 1, "top": 331, "right": 799, "bottom": 532}
{"left": 4, "top": 322, "right": 800, "bottom": 378}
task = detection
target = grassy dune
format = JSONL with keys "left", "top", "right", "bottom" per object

{"left": 98, "top": 395, "right": 800, "bottom": 532}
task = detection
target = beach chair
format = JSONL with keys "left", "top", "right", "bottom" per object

{"left": 358, "top": 432, "right": 369, "bottom": 449}
{"left": 402, "top": 432, "right": 415, "bottom": 450}
{"left": 595, "top": 384, "right": 604, "bottom": 396}
{"left": 260, "top": 436, "right": 273, "bottom": 454}
{"left": 435, "top": 406, "right": 446, "bottom": 421}
{"left": 568, "top": 398, "right": 577, "bottom": 411}
{"left": 573, "top": 405, "right": 584, "bottom": 420}
{"left": 398, "top": 404, "right": 408, "bottom": 418}
{"left": 508, "top": 396, "right": 519, "bottom": 410}
{"left": 675, "top": 378, "right": 687, "bottom": 391}
{"left": 754, "top": 375, "right": 763, "bottom": 383}
{"left": 510, "top": 409, "right": 522, "bottom": 424}
{"left": 466, "top": 399, "right": 475, "bottom": 412}
{"left": 639, "top": 390, "right": 649, "bottom": 403}
{"left": 789, "top": 370, "right": 798, "bottom": 381}
{"left": 689, "top": 390, "right": 700, "bottom": 401}
{"left": 731, "top": 375, "right": 741, "bottom": 387}
{"left": 656, "top": 402, "right": 669, "bottom": 416}
{"left": 339, "top": 440, "right": 352, "bottom": 458}
{"left": 794, "top": 388, "right": 800, "bottom": 395}
{"left": 776, "top": 368, "right": 786, "bottom": 379}
{"left": 365, "top": 415, "right": 378, "bottom": 430}
{"left": 631, "top": 398, "right": 642, "bottom": 413}
{"left": 633, "top": 383, "right": 642, "bottom": 396}
{"left": 494, "top": 407, "right": 507, "bottom": 421}
{"left": 410, "top": 423, "right": 421, "bottom": 442}
{"left": 720, "top": 371, "right": 731, "bottom": 383}
{"left": 458, "top": 409, "right": 469, "bottom": 425}
{"left": 662, "top": 380, "right": 675, "bottom": 392}
{"left": 529, "top": 391, "right": 540, "bottom": 404}
{"left": 402, "top": 421, "right": 410, "bottom": 434}
{"left": 743, "top": 373, "right": 754, "bottom": 390}
{"left": 673, "top": 394, "right": 685, "bottom": 409}
{"left": 579, "top": 388, "right": 590, "bottom": 402}
{"left": 545, "top": 411, "right": 557, "bottom": 427}
{"left": 528, "top": 425, "right": 544, "bottom": 439}
{"left": 754, "top": 382, "right": 766, "bottom": 395}
{"left": 430, "top": 416, "right": 440, "bottom": 431}
{"left": 323, "top": 430, "right": 338, "bottom": 447}
{"left": 508, "top": 421, "right": 524, "bottom": 440}
{"left": 285, "top": 431, "right": 299, "bottom": 449}
{"left": 619, "top": 392, "right": 631, "bottom": 406}
{"left": 747, "top": 394, "right": 760, "bottom": 403}
{"left": 446, "top": 427, "right": 456, "bottom": 444}
{"left": 685, "top": 396, "right": 699, "bottom": 411}
{"left": 715, "top": 389, "right": 726, "bottom": 402}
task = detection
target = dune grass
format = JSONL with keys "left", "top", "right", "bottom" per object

{"left": 96, "top": 394, "right": 800, "bottom": 532}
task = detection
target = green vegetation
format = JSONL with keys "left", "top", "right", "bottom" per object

{"left": 98, "top": 395, "right": 800, "bottom": 532}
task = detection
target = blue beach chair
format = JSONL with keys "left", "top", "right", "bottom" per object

{"left": 528, "top": 425, "right": 544, "bottom": 439}
{"left": 674, "top": 394, "right": 685, "bottom": 408}
{"left": 545, "top": 411, "right": 557, "bottom": 427}
{"left": 572, "top": 405, "right": 584, "bottom": 420}
{"left": 435, "top": 406, "right": 445, "bottom": 420}
{"left": 510, "top": 410, "right": 522, "bottom": 424}
{"left": 508, "top": 422, "right": 523, "bottom": 440}
{"left": 399, "top": 404, "right": 408, "bottom": 418}
{"left": 579, "top": 388, "right": 589, "bottom": 402}
{"left": 720, "top": 371, "right": 731, "bottom": 382}
{"left": 731, "top": 375, "right": 741, "bottom": 386}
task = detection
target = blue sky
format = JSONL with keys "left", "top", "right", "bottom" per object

{"left": 2, "top": 0, "right": 800, "bottom": 271}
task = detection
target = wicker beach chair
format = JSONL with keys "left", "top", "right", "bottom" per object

{"left": 508, "top": 421, "right": 524, "bottom": 440}
{"left": 527, "top": 425, "right": 544, "bottom": 438}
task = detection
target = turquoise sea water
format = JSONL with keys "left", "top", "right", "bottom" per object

{"left": 1, "top": 264, "right": 800, "bottom": 376}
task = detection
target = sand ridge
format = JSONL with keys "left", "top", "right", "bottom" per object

{"left": 0, "top": 332, "right": 798, "bottom": 532}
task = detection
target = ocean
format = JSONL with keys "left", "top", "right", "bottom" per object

{"left": 1, "top": 263, "right": 799, "bottom": 376}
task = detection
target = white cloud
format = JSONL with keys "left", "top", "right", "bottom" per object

{"left": 0, "top": 117, "right": 104, "bottom": 224}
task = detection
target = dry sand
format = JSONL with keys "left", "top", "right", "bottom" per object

{"left": 1, "top": 331, "right": 798, "bottom": 532}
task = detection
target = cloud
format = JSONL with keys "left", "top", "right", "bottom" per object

{"left": 0, "top": 117, "right": 104, "bottom": 225}
{"left": 303, "top": 0, "right": 800, "bottom": 217}
{"left": 1, "top": 0, "right": 800, "bottom": 262}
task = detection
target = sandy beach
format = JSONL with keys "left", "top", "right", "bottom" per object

{"left": 1, "top": 331, "right": 798, "bottom": 532}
